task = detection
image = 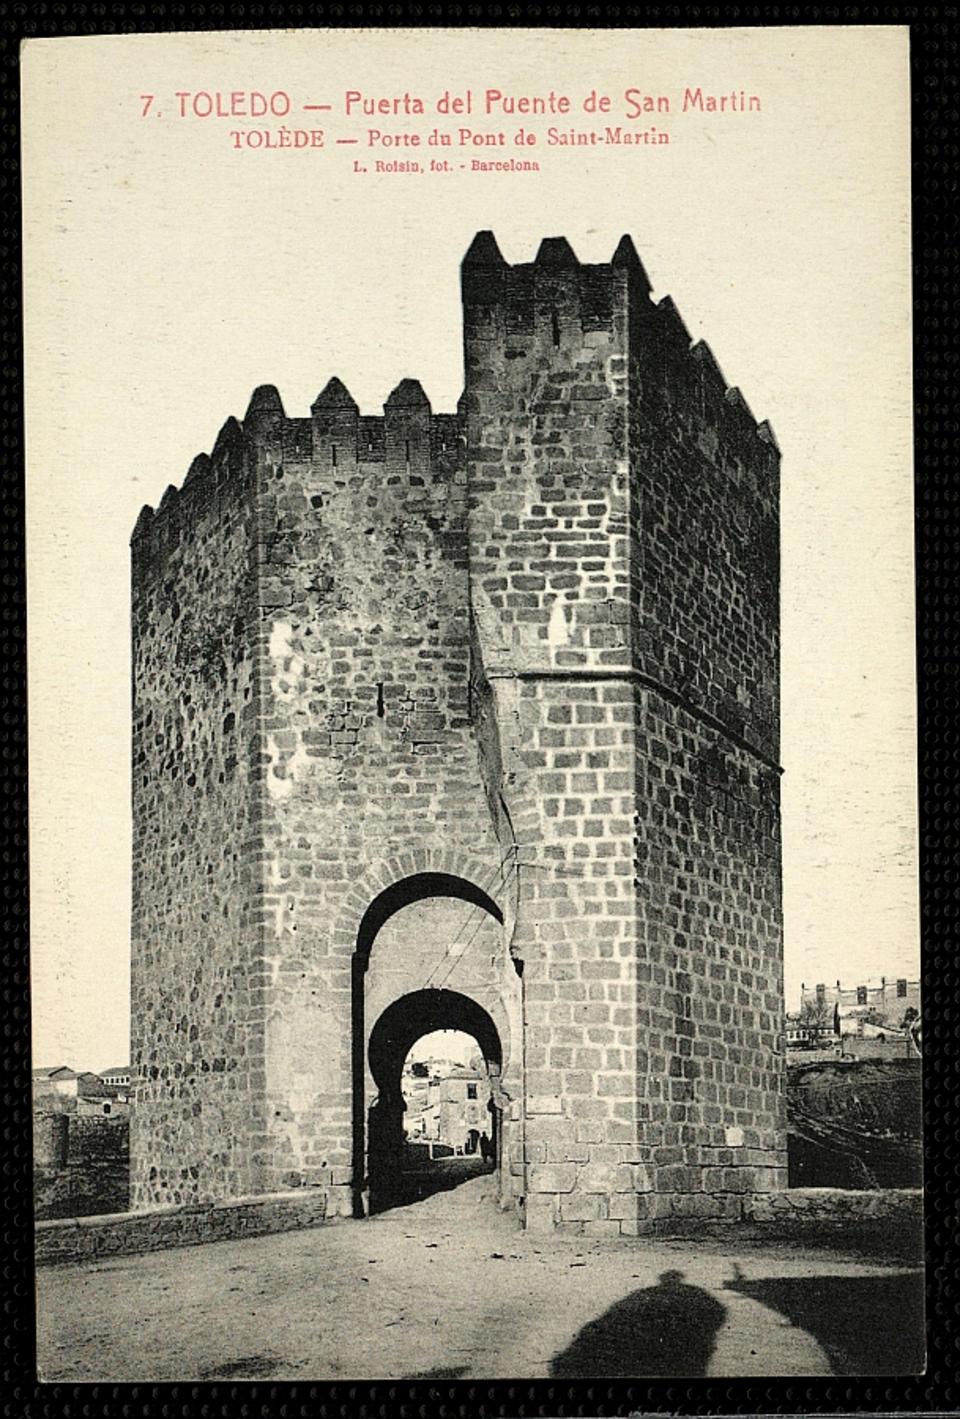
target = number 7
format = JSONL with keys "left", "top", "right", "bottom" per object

{"left": 140, "top": 95, "right": 154, "bottom": 118}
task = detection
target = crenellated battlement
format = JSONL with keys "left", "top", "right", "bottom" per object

{"left": 133, "top": 232, "right": 776, "bottom": 561}
{"left": 644, "top": 296, "right": 778, "bottom": 479}
{"left": 462, "top": 232, "right": 777, "bottom": 476}
{"left": 131, "top": 377, "right": 464, "bottom": 557}
{"left": 461, "top": 229, "right": 649, "bottom": 342}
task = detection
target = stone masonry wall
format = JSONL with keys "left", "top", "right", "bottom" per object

{"left": 241, "top": 378, "right": 515, "bottom": 1210}
{"left": 461, "top": 233, "right": 783, "bottom": 1232}
{"left": 36, "top": 1188, "right": 332, "bottom": 1267}
{"left": 628, "top": 284, "right": 784, "bottom": 1218}
{"left": 510, "top": 676, "right": 642, "bottom": 1234}
{"left": 462, "top": 235, "right": 647, "bottom": 1233}
{"left": 130, "top": 427, "right": 266, "bottom": 1209}
{"left": 36, "top": 1185, "right": 920, "bottom": 1269}
{"left": 34, "top": 1113, "right": 130, "bottom": 1220}
{"left": 631, "top": 694, "right": 784, "bottom": 1221}
{"left": 631, "top": 294, "right": 780, "bottom": 758}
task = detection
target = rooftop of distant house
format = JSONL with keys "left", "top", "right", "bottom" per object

{"left": 801, "top": 975, "right": 920, "bottom": 992}
{"left": 32, "top": 1065, "right": 132, "bottom": 1098}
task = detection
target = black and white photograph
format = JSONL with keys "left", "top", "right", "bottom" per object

{"left": 22, "top": 25, "right": 921, "bottom": 1382}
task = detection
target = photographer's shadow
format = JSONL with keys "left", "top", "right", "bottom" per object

{"left": 549, "top": 1269, "right": 726, "bottom": 1378}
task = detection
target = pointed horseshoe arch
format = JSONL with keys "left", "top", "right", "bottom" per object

{"left": 350, "top": 870, "right": 505, "bottom": 1216}
{"left": 355, "top": 872, "right": 504, "bottom": 969}
{"left": 368, "top": 988, "right": 503, "bottom": 1091}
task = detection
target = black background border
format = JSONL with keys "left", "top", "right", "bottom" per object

{"left": 4, "top": 8, "right": 956, "bottom": 1416}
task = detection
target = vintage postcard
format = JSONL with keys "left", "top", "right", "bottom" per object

{"left": 23, "top": 25, "right": 920, "bottom": 1381}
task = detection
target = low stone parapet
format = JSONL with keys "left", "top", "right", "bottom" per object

{"left": 36, "top": 1182, "right": 923, "bottom": 1265}
{"left": 744, "top": 1186, "right": 923, "bottom": 1225}
{"left": 589, "top": 1186, "right": 924, "bottom": 1239}
{"left": 35, "top": 1187, "right": 332, "bottom": 1267}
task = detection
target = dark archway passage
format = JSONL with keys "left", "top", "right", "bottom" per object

{"left": 366, "top": 990, "right": 503, "bottom": 1214}
{"left": 351, "top": 872, "right": 506, "bottom": 1217}
{"left": 369, "top": 988, "right": 503, "bottom": 1086}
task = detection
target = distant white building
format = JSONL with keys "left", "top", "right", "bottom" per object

{"left": 800, "top": 976, "right": 920, "bottom": 1026}
{"left": 99, "top": 1066, "right": 133, "bottom": 1095}
{"left": 784, "top": 1016, "right": 830, "bottom": 1049}
{"left": 401, "top": 1058, "right": 492, "bottom": 1153}
{"left": 33, "top": 1065, "right": 131, "bottom": 1113}
{"left": 32, "top": 1066, "right": 100, "bottom": 1101}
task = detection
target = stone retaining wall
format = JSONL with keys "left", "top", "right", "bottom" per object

{"left": 35, "top": 1187, "right": 330, "bottom": 1267}
{"left": 34, "top": 1112, "right": 130, "bottom": 1220}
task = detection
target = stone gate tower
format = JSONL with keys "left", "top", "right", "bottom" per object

{"left": 130, "top": 233, "right": 785, "bottom": 1232}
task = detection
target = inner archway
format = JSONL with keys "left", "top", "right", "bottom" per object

{"left": 351, "top": 870, "right": 508, "bottom": 1218}
{"left": 380, "top": 1027, "right": 499, "bottom": 1209}
{"left": 365, "top": 989, "right": 504, "bottom": 1214}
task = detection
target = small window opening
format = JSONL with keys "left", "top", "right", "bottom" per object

{"left": 551, "top": 310, "right": 561, "bottom": 347}
{"left": 466, "top": 1083, "right": 478, "bottom": 1100}
{"left": 376, "top": 682, "right": 385, "bottom": 718}
{"left": 331, "top": 444, "right": 337, "bottom": 467}
{"left": 405, "top": 438, "right": 411, "bottom": 463}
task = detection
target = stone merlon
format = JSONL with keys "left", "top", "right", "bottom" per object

{"left": 384, "top": 378, "right": 431, "bottom": 411}
{"left": 244, "top": 384, "right": 286, "bottom": 422}
{"left": 610, "top": 233, "right": 652, "bottom": 290}
{"left": 311, "top": 377, "right": 358, "bottom": 412}
{"left": 462, "top": 229, "right": 506, "bottom": 267}
{"left": 183, "top": 453, "right": 212, "bottom": 487}
{"left": 212, "top": 416, "right": 244, "bottom": 462}
{"left": 534, "top": 235, "right": 579, "bottom": 267}
{"left": 131, "top": 504, "right": 155, "bottom": 541}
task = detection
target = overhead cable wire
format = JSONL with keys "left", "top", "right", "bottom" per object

{"left": 420, "top": 847, "right": 517, "bottom": 991}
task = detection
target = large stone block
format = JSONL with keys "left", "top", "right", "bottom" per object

{"left": 559, "top": 1193, "right": 606, "bottom": 1223}
{"left": 607, "top": 1191, "right": 642, "bottom": 1221}
{"left": 576, "top": 1160, "right": 633, "bottom": 1194}
{"left": 526, "top": 1095, "right": 564, "bottom": 1116}
{"left": 528, "top": 1164, "right": 577, "bottom": 1194}
{"left": 523, "top": 1193, "right": 559, "bottom": 1233}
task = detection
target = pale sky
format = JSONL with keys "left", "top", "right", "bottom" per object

{"left": 23, "top": 27, "right": 917, "bottom": 1071}
{"left": 407, "top": 1031, "right": 480, "bottom": 1069}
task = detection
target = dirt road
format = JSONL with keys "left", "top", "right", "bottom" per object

{"left": 37, "top": 1175, "right": 924, "bottom": 1382}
